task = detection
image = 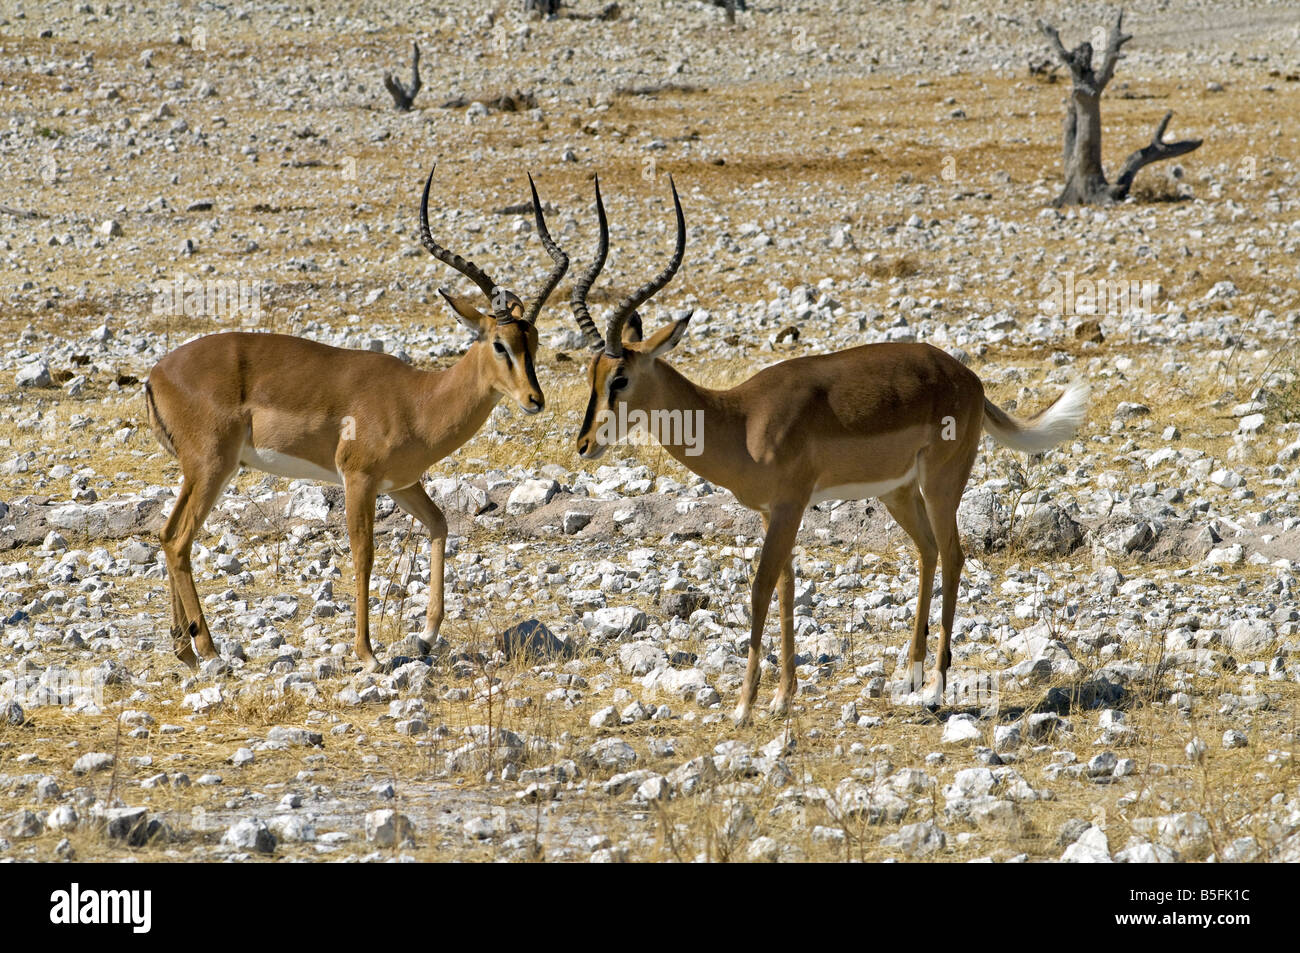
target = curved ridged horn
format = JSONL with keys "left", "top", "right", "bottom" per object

{"left": 521, "top": 173, "right": 569, "bottom": 326}
{"left": 569, "top": 175, "right": 609, "bottom": 350}
{"left": 604, "top": 175, "right": 685, "bottom": 357}
{"left": 418, "top": 164, "right": 507, "bottom": 316}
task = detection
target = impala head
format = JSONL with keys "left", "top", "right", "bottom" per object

{"left": 569, "top": 175, "right": 691, "bottom": 459}
{"left": 419, "top": 165, "right": 569, "bottom": 415}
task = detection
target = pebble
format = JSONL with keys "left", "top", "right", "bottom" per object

{"left": 1061, "top": 825, "right": 1112, "bottom": 863}
{"left": 365, "top": 809, "right": 415, "bottom": 847}
{"left": 72, "top": 752, "right": 114, "bottom": 775}
{"left": 223, "top": 818, "right": 276, "bottom": 853}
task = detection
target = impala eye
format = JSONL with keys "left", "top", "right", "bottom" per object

{"left": 610, "top": 376, "right": 628, "bottom": 392}
{"left": 493, "top": 341, "right": 510, "bottom": 360}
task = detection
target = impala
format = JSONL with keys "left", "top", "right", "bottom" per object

{"left": 568, "top": 178, "right": 1088, "bottom": 723}
{"left": 144, "top": 166, "right": 569, "bottom": 672}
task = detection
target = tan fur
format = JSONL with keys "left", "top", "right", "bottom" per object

{"left": 147, "top": 322, "right": 542, "bottom": 671}
{"left": 578, "top": 334, "right": 1084, "bottom": 722}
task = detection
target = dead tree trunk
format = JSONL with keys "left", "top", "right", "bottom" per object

{"left": 711, "top": 0, "right": 746, "bottom": 22}
{"left": 383, "top": 41, "right": 422, "bottom": 111}
{"left": 1038, "top": 10, "right": 1202, "bottom": 206}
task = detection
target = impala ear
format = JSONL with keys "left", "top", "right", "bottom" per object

{"left": 622, "top": 312, "right": 644, "bottom": 344}
{"left": 439, "top": 289, "right": 490, "bottom": 340}
{"left": 639, "top": 311, "right": 693, "bottom": 358}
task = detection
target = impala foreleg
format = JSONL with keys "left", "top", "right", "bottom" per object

{"left": 391, "top": 483, "right": 448, "bottom": 643}
{"left": 168, "top": 572, "right": 198, "bottom": 669}
{"left": 735, "top": 504, "right": 803, "bottom": 726}
{"left": 344, "top": 476, "right": 381, "bottom": 673}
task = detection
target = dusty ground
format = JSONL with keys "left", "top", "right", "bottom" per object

{"left": 2, "top": 0, "right": 1300, "bottom": 863}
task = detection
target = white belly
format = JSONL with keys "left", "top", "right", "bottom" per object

{"left": 238, "top": 445, "right": 407, "bottom": 493}
{"left": 240, "top": 446, "right": 343, "bottom": 485}
{"left": 810, "top": 464, "right": 916, "bottom": 504}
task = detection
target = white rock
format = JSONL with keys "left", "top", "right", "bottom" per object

{"left": 1205, "top": 544, "right": 1245, "bottom": 567}
{"left": 120, "top": 538, "right": 155, "bottom": 564}
{"left": 365, "top": 809, "right": 415, "bottom": 847}
{"left": 1224, "top": 618, "right": 1275, "bottom": 654}
{"left": 648, "top": 666, "right": 709, "bottom": 700}
{"left": 506, "top": 479, "right": 559, "bottom": 515}
{"left": 886, "top": 820, "right": 947, "bottom": 857}
{"left": 1209, "top": 468, "right": 1244, "bottom": 489}
{"left": 1238, "top": 413, "right": 1265, "bottom": 433}
{"left": 182, "top": 686, "right": 223, "bottom": 712}
{"left": 587, "top": 605, "right": 647, "bottom": 640}
{"left": 1061, "top": 825, "right": 1112, "bottom": 863}
{"left": 1135, "top": 811, "right": 1213, "bottom": 857}
{"left": 72, "top": 752, "right": 114, "bottom": 774}
{"left": 562, "top": 511, "right": 593, "bottom": 534}
{"left": 16, "top": 361, "right": 54, "bottom": 388}
{"left": 47, "top": 805, "right": 79, "bottom": 831}
{"left": 285, "top": 484, "right": 330, "bottom": 522}
{"left": 1116, "top": 841, "right": 1178, "bottom": 863}
{"left": 941, "top": 714, "right": 982, "bottom": 745}
{"left": 223, "top": 817, "right": 275, "bottom": 853}
{"left": 268, "top": 814, "right": 316, "bottom": 843}
{"left": 587, "top": 738, "right": 637, "bottom": 771}
{"left": 945, "top": 767, "right": 996, "bottom": 800}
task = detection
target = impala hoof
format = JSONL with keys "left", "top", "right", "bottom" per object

{"left": 922, "top": 673, "right": 948, "bottom": 708}
{"left": 900, "top": 660, "right": 926, "bottom": 694}
{"left": 172, "top": 625, "right": 199, "bottom": 669}
{"left": 360, "top": 656, "right": 384, "bottom": 675}
{"left": 768, "top": 695, "right": 790, "bottom": 719}
{"left": 732, "top": 704, "right": 752, "bottom": 727}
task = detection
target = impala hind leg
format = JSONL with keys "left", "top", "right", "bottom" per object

{"left": 735, "top": 504, "right": 803, "bottom": 726}
{"left": 917, "top": 438, "right": 976, "bottom": 703}
{"left": 391, "top": 482, "right": 448, "bottom": 643}
{"left": 160, "top": 458, "right": 237, "bottom": 666}
{"left": 344, "top": 476, "right": 381, "bottom": 673}
{"left": 881, "top": 485, "right": 939, "bottom": 699}
{"left": 922, "top": 486, "right": 966, "bottom": 703}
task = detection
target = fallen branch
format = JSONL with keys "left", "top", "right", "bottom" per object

{"left": 1111, "top": 110, "right": 1204, "bottom": 197}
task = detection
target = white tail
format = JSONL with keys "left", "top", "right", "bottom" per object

{"left": 982, "top": 383, "right": 1089, "bottom": 454}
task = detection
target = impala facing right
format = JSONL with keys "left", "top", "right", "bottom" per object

{"left": 568, "top": 178, "right": 1088, "bottom": 724}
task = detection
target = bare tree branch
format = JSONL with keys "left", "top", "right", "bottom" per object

{"left": 1110, "top": 110, "right": 1203, "bottom": 197}
{"left": 1037, "top": 20, "right": 1072, "bottom": 67}
{"left": 383, "top": 41, "right": 422, "bottom": 112}
{"left": 1095, "top": 9, "right": 1133, "bottom": 92}
{"left": 1038, "top": 19, "right": 1096, "bottom": 92}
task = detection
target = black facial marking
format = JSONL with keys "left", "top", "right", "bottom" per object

{"left": 579, "top": 385, "right": 599, "bottom": 442}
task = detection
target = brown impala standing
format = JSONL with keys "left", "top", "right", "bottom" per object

{"left": 145, "top": 167, "right": 568, "bottom": 672}
{"left": 568, "top": 178, "right": 1088, "bottom": 724}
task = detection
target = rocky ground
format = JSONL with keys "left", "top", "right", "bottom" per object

{"left": 2, "top": 0, "right": 1300, "bottom": 862}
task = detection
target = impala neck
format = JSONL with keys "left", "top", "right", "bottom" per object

{"left": 419, "top": 342, "right": 504, "bottom": 452}
{"left": 633, "top": 359, "right": 748, "bottom": 487}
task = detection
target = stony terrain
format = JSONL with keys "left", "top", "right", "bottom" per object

{"left": 2, "top": 0, "right": 1299, "bottom": 862}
